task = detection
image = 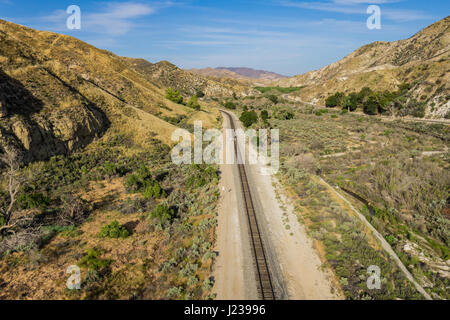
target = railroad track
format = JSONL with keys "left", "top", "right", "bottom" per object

{"left": 222, "top": 110, "right": 276, "bottom": 300}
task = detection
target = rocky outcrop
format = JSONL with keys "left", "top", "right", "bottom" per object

{"left": 0, "top": 104, "right": 109, "bottom": 164}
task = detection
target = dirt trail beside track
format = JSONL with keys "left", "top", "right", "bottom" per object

{"left": 214, "top": 110, "right": 340, "bottom": 300}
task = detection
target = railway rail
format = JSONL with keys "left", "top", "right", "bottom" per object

{"left": 222, "top": 110, "right": 276, "bottom": 300}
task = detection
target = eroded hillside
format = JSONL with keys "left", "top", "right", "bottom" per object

{"left": 278, "top": 16, "right": 450, "bottom": 118}
{"left": 0, "top": 19, "right": 243, "bottom": 163}
{"left": 0, "top": 19, "right": 225, "bottom": 300}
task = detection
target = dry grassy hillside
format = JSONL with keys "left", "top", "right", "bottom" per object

{"left": 188, "top": 67, "right": 284, "bottom": 86}
{"left": 278, "top": 16, "right": 450, "bottom": 118}
{"left": 123, "top": 58, "right": 255, "bottom": 97}
{"left": 0, "top": 20, "right": 223, "bottom": 300}
{"left": 0, "top": 19, "right": 230, "bottom": 163}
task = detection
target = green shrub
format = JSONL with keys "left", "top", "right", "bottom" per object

{"left": 78, "top": 249, "right": 111, "bottom": 271}
{"left": 185, "top": 165, "right": 219, "bottom": 189}
{"left": 186, "top": 95, "right": 201, "bottom": 110}
{"left": 261, "top": 110, "right": 269, "bottom": 121}
{"left": 267, "top": 94, "right": 278, "bottom": 104}
{"left": 143, "top": 182, "right": 166, "bottom": 199}
{"left": 315, "top": 109, "right": 329, "bottom": 116}
{"left": 273, "top": 107, "right": 294, "bottom": 120}
{"left": 137, "top": 164, "right": 152, "bottom": 180}
{"left": 325, "top": 92, "right": 344, "bottom": 108}
{"left": 166, "top": 88, "right": 183, "bottom": 104}
{"left": 224, "top": 101, "right": 236, "bottom": 109}
{"left": 43, "top": 225, "right": 80, "bottom": 237}
{"left": 239, "top": 110, "right": 258, "bottom": 127}
{"left": 17, "top": 193, "right": 50, "bottom": 210}
{"left": 125, "top": 174, "right": 141, "bottom": 192}
{"left": 124, "top": 165, "right": 166, "bottom": 198}
{"left": 40, "top": 225, "right": 82, "bottom": 245}
{"left": 98, "top": 220, "right": 129, "bottom": 238}
{"left": 150, "top": 204, "right": 176, "bottom": 224}
{"left": 385, "top": 234, "right": 397, "bottom": 246}
{"left": 101, "top": 162, "right": 123, "bottom": 177}
{"left": 167, "top": 286, "right": 184, "bottom": 298}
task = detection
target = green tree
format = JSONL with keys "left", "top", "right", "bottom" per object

{"left": 342, "top": 93, "right": 358, "bottom": 111}
{"left": 239, "top": 110, "right": 258, "bottom": 127}
{"left": 186, "top": 95, "right": 201, "bottom": 110}
{"left": 166, "top": 88, "right": 183, "bottom": 104}
{"left": 357, "top": 87, "right": 372, "bottom": 106}
{"left": 261, "top": 110, "right": 269, "bottom": 122}
{"left": 363, "top": 94, "right": 379, "bottom": 115}
{"left": 325, "top": 92, "right": 344, "bottom": 108}
{"left": 224, "top": 101, "right": 236, "bottom": 109}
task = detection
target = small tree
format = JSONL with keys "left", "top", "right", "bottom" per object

{"left": 166, "top": 88, "right": 183, "bottom": 104}
{"left": 224, "top": 101, "right": 236, "bottom": 110}
{"left": 342, "top": 93, "right": 358, "bottom": 112}
{"left": 363, "top": 94, "right": 379, "bottom": 115}
{"left": 357, "top": 87, "right": 372, "bottom": 107}
{"left": 186, "top": 95, "right": 201, "bottom": 110}
{"left": 239, "top": 110, "right": 258, "bottom": 128}
{"left": 325, "top": 92, "right": 344, "bottom": 108}
{"left": 267, "top": 95, "right": 278, "bottom": 104}
{"left": 261, "top": 110, "right": 269, "bottom": 122}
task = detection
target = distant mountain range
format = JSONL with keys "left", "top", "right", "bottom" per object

{"left": 188, "top": 67, "right": 287, "bottom": 83}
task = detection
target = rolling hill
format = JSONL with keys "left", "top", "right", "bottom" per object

{"left": 188, "top": 66, "right": 286, "bottom": 85}
{"left": 0, "top": 19, "right": 250, "bottom": 163}
{"left": 278, "top": 16, "right": 450, "bottom": 119}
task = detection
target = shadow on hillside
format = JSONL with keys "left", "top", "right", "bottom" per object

{"left": 0, "top": 68, "right": 44, "bottom": 115}
{"left": 0, "top": 68, "right": 111, "bottom": 164}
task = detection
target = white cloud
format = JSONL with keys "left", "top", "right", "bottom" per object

{"left": 279, "top": 0, "right": 433, "bottom": 21}
{"left": 332, "top": 0, "right": 399, "bottom": 4}
{"left": 83, "top": 2, "right": 155, "bottom": 35}
{"left": 38, "top": 2, "right": 167, "bottom": 35}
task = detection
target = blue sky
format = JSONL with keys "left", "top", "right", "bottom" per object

{"left": 0, "top": 1, "right": 448, "bottom": 75}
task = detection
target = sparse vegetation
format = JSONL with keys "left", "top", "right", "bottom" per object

{"left": 1, "top": 15, "right": 448, "bottom": 302}
{"left": 254, "top": 86, "right": 303, "bottom": 94}
{"left": 273, "top": 107, "right": 449, "bottom": 299}
{"left": 0, "top": 130, "right": 220, "bottom": 299}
